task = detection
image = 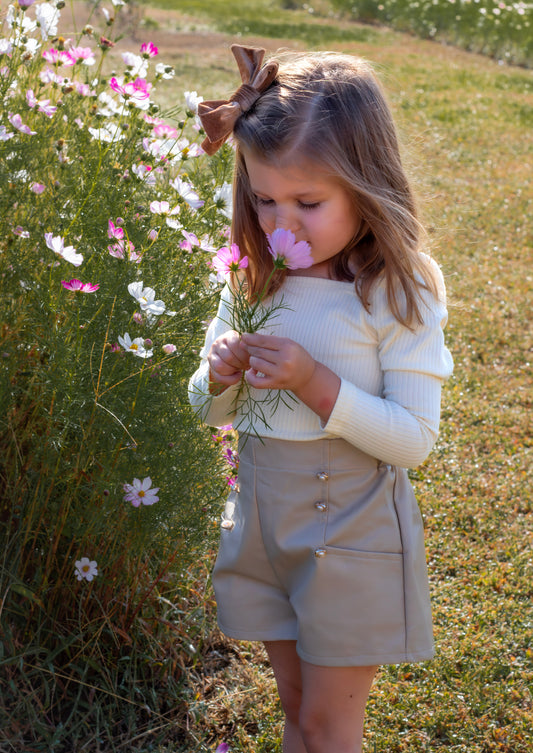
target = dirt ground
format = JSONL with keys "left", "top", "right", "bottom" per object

{"left": 60, "top": 2, "right": 293, "bottom": 67}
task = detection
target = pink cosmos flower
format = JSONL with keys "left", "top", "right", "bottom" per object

{"left": 31, "top": 183, "right": 46, "bottom": 194}
{"left": 153, "top": 123, "right": 178, "bottom": 139}
{"left": 61, "top": 279, "right": 99, "bottom": 293}
{"left": 180, "top": 230, "right": 199, "bottom": 252}
{"left": 215, "top": 745, "right": 230, "bottom": 753}
{"left": 26, "top": 89, "right": 39, "bottom": 108}
{"left": 162, "top": 343, "right": 177, "bottom": 354}
{"left": 109, "top": 76, "right": 152, "bottom": 101}
{"left": 8, "top": 113, "right": 36, "bottom": 136}
{"left": 108, "top": 239, "right": 136, "bottom": 260}
{"left": 131, "top": 163, "right": 154, "bottom": 182}
{"left": 140, "top": 42, "right": 158, "bottom": 57}
{"left": 0, "top": 126, "right": 14, "bottom": 142}
{"left": 149, "top": 200, "right": 170, "bottom": 215}
{"left": 123, "top": 477, "right": 159, "bottom": 507}
{"left": 212, "top": 244, "right": 249, "bottom": 274}
{"left": 107, "top": 219, "right": 124, "bottom": 240}
{"left": 38, "top": 100, "right": 57, "bottom": 117}
{"left": 40, "top": 67, "right": 65, "bottom": 85}
{"left": 267, "top": 228, "right": 313, "bottom": 270}
{"left": 18, "top": 0, "right": 37, "bottom": 7}
{"left": 42, "top": 49, "right": 76, "bottom": 66}
{"left": 74, "top": 82, "right": 93, "bottom": 97}
{"left": 14, "top": 226, "right": 30, "bottom": 238}
{"left": 68, "top": 46, "right": 96, "bottom": 65}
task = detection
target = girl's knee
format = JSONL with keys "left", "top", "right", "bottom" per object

{"left": 278, "top": 679, "right": 302, "bottom": 726}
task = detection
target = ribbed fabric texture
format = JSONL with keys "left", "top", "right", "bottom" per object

{"left": 188, "top": 260, "right": 453, "bottom": 468}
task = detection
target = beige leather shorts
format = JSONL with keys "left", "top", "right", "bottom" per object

{"left": 212, "top": 435, "right": 434, "bottom": 667}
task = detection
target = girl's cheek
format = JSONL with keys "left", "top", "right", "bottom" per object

{"left": 257, "top": 208, "right": 274, "bottom": 234}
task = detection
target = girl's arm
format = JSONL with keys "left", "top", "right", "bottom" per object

{"left": 242, "top": 276, "right": 453, "bottom": 468}
{"left": 188, "top": 285, "right": 244, "bottom": 427}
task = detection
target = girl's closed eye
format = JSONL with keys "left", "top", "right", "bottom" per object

{"left": 254, "top": 196, "right": 274, "bottom": 207}
{"left": 298, "top": 201, "right": 320, "bottom": 210}
{"left": 254, "top": 196, "right": 321, "bottom": 210}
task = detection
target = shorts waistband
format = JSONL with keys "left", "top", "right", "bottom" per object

{"left": 239, "top": 435, "right": 379, "bottom": 472}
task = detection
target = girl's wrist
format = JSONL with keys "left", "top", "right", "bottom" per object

{"left": 293, "top": 361, "right": 341, "bottom": 424}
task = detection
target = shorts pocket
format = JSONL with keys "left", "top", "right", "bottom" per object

{"left": 293, "top": 547, "right": 407, "bottom": 663}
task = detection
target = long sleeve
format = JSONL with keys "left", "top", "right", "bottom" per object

{"left": 188, "top": 284, "right": 242, "bottom": 427}
{"left": 323, "top": 278, "right": 453, "bottom": 466}
{"left": 188, "top": 261, "right": 453, "bottom": 467}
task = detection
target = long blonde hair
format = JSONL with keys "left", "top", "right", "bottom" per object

{"left": 231, "top": 51, "right": 438, "bottom": 327}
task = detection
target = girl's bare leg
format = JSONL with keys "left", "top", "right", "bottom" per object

{"left": 299, "top": 660, "right": 377, "bottom": 753}
{"left": 264, "top": 640, "right": 377, "bottom": 753}
{"left": 264, "top": 641, "right": 306, "bottom": 753}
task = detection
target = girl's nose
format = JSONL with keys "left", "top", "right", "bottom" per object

{"left": 275, "top": 208, "right": 300, "bottom": 233}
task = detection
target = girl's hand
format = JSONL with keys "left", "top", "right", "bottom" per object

{"left": 241, "top": 333, "right": 315, "bottom": 392}
{"left": 241, "top": 333, "right": 341, "bottom": 423}
{"left": 207, "top": 330, "right": 250, "bottom": 394}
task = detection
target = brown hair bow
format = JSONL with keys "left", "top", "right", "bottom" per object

{"left": 198, "top": 44, "right": 279, "bottom": 156}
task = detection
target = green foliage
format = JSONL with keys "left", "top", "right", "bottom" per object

{"left": 329, "top": 0, "right": 532, "bottom": 66}
{"left": 0, "top": 3, "right": 235, "bottom": 749}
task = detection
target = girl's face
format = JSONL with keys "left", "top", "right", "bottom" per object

{"left": 244, "top": 152, "right": 361, "bottom": 278}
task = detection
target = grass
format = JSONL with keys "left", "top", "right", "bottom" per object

{"left": 130, "top": 2, "right": 533, "bottom": 751}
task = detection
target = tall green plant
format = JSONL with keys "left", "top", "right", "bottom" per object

{"left": 0, "top": 1, "right": 234, "bottom": 747}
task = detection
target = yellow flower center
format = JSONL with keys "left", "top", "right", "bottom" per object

{"left": 130, "top": 343, "right": 138, "bottom": 350}
{"left": 138, "top": 490, "right": 145, "bottom": 498}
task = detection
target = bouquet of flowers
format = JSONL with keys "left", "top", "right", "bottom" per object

{"left": 209, "top": 227, "right": 313, "bottom": 436}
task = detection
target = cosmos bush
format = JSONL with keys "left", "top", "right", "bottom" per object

{"left": 0, "top": 1, "right": 235, "bottom": 747}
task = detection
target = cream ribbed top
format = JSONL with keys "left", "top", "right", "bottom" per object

{"left": 188, "top": 260, "right": 453, "bottom": 468}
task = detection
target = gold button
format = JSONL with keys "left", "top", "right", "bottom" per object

{"left": 316, "top": 471, "right": 329, "bottom": 481}
{"left": 314, "top": 548, "right": 327, "bottom": 558}
{"left": 314, "top": 501, "right": 327, "bottom": 512}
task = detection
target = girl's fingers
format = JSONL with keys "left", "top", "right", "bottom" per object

{"left": 248, "top": 351, "right": 278, "bottom": 369}
{"left": 245, "top": 368, "right": 271, "bottom": 388}
{"left": 241, "top": 332, "right": 283, "bottom": 351}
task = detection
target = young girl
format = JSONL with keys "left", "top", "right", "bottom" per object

{"left": 189, "top": 45, "right": 453, "bottom": 753}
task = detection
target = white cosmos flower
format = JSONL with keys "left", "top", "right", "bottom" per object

{"left": 24, "top": 37, "right": 41, "bottom": 56}
{"left": 118, "top": 332, "right": 153, "bottom": 358}
{"left": 123, "top": 476, "right": 159, "bottom": 507}
{"left": 44, "top": 232, "right": 83, "bottom": 266}
{"left": 127, "top": 281, "right": 166, "bottom": 316}
{"left": 214, "top": 181, "right": 233, "bottom": 220}
{"left": 171, "top": 176, "right": 204, "bottom": 209}
{"left": 75, "top": 557, "right": 98, "bottom": 581}
{"left": 34, "top": 3, "right": 60, "bottom": 41}
{"left": 88, "top": 124, "right": 124, "bottom": 142}
{"left": 6, "top": 5, "right": 37, "bottom": 33}
{"left": 155, "top": 63, "right": 174, "bottom": 79}
{"left": 0, "top": 39, "right": 13, "bottom": 56}
{"left": 122, "top": 52, "right": 148, "bottom": 78}
{"left": 184, "top": 90, "right": 203, "bottom": 113}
